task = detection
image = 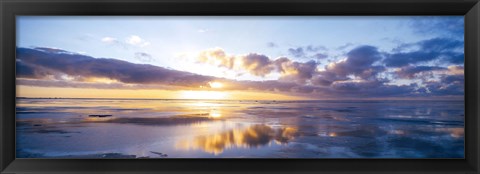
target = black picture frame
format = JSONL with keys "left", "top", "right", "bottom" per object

{"left": 1, "top": 0, "right": 479, "bottom": 173}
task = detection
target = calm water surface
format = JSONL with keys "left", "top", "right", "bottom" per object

{"left": 16, "top": 99, "right": 464, "bottom": 158}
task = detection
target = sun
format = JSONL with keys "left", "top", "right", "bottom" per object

{"left": 208, "top": 82, "right": 223, "bottom": 89}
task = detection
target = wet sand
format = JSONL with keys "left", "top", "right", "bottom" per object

{"left": 16, "top": 99, "right": 464, "bottom": 158}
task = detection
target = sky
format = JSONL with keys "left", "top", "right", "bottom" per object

{"left": 16, "top": 16, "right": 465, "bottom": 100}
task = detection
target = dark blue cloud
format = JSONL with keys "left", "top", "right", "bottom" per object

{"left": 16, "top": 47, "right": 215, "bottom": 87}
{"left": 312, "top": 45, "right": 384, "bottom": 86}
{"left": 313, "top": 53, "right": 328, "bottom": 60}
{"left": 442, "top": 74, "right": 464, "bottom": 84}
{"left": 288, "top": 45, "right": 328, "bottom": 59}
{"left": 442, "top": 52, "right": 464, "bottom": 64}
{"left": 290, "top": 85, "right": 320, "bottom": 94}
{"left": 134, "top": 52, "right": 154, "bottom": 63}
{"left": 16, "top": 60, "right": 37, "bottom": 78}
{"left": 329, "top": 80, "right": 418, "bottom": 98}
{"left": 395, "top": 66, "right": 447, "bottom": 79}
{"left": 311, "top": 71, "right": 349, "bottom": 87}
{"left": 419, "top": 38, "right": 463, "bottom": 52}
{"left": 409, "top": 16, "right": 464, "bottom": 38}
{"left": 423, "top": 74, "right": 464, "bottom": 96}
{"left": 288, "top": 47, "right": 306, "bottom": 58}
{"left": 311, "top": 43, "right": 463, "bottom": 98}
{"left": 384, "top": 37, "right": 464, "bottom": 67}
{"left": 384, "top": 52, "right": 435, "bottom": 67}
{"left": 305, "top": 45, "right": 327, "bottom": 52}
{"left": 324, "top": 45, "right": 385, "bottom": 80}
{"left": 228, "top": 80, "right": 298, "bottom": 92}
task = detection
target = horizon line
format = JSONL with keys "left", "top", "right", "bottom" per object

{"left": 15, "top": 96, "right": 465, "bottom": 101}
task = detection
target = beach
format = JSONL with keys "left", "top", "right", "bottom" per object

{"left": 16, "top": 98, "right": 464, "bottom": 158}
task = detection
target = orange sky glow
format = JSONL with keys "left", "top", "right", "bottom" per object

{"left": 17, "top": 85, "right": 307, "bottom": 100}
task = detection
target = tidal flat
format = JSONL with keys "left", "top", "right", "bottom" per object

{"left": 16, "top": 98, "right": 464, "bottom": 158}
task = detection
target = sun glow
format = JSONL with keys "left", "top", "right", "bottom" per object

{"left": 84, "top": 77, "right": 119, "bottom": 84}
{"left": 209, "top": 110, "right": 222, "bottom": 118}
{"left": 180, "top": 90, "right": 228, "bottom": 100}
{"left": 208, "top": 82, "right": 224, "bottom": 88}
{"left": 18, "top": 86, "right": 304, "bottom": 100}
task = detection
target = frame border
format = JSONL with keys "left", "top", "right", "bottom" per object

{"left": 1, "top": 0, "right": 479, "bottom": 173}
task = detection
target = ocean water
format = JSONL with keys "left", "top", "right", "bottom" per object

{"left": 16, "top": 98, "right": 464, "bottom": 158}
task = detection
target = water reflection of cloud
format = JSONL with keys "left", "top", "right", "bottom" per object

{"left": 176, "top": 124, "right": 297, "bottom": 155}
{"left": 84, "top": 113, "right": 217, "bottom": 126}
{"left": 386, "top": 127, "right": 464, "bottom": 138}
{"left": 84, "top": 116, "right": 116, "bottom": 122}
{"left": 435, "top": 127, "right": 464, "bottom": 138}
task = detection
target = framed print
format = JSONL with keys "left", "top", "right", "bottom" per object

{"left": 14, "top": 15, "right": 466, "bottom": 159}
{"left": 1, "top": 0, "right": 479, "bottom": 173}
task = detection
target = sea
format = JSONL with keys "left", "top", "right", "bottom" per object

{"left": 15, "top": 98, "right": 464, "bottom": 158}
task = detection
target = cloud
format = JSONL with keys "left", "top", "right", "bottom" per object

{"left": 419, "top": 37, "right": 463, "bottom": 52}
{"left": 393, "top": 65, "right": 464, "bottom": 96}
{"left": 311, "top": 71, "right": 348, "bottom": 86}
{"left": 17, "top": 78, "right": 182, "bottom": 90}
{"left": 321, "top": 45, "right": 385, "bottom": 80}
{"left": 422, "top": 74, "right": 464, "bottom": 96}
{"left": 361, "top": 84, "right": 419, "bottom": 97}
{"left": 266, "top": 42, "right": 278, "bottom": 48}
{"left": 337, "top": 43, "right": 354, "bottom": 50}
{"left": 384, "top": 52, "right": 439, "bottom": 67}
{"left": 416, "top": 65, "right": 464, "bottom": 96}
{"left": 197, "top": 47, "right": 236, "bottom": 69}
{"left": 331, "top": 80, "right": 381, "bottom": 91}
{"left": 309, "top": 45, "right": 419, "bottom": 97}
{"left": 16, "top": 45, "right": 464, "bottom": 99}
{"left": 395, "top": 65, "right": 447, "bottom": 79}
{"left": 101, "top": 37, "right": 118, "bottom": 44}
{"left": 227, "top": 80, "right": 298, "bottom": 92}
{"left": 314, "top": 76, "right": 423, "bottom": 98}
{"left": 16, "top": 47, "right": 215, "bottom": 88}
{"left": 101, "top": 35, "right": 150, "bottom": 48}
{"left": 101, "top": 36, "right": 128, "bottom": 49}
{"left": 288, "top": 45, "right": 328, "bottom": 58}
{"left": 306, "top": 45, "right": 327, "bottom": 52}
{"left": 312, "top": 53, "right": 328, "bottom": 60}
{"left": 16, "top": 60, "right": 37, "bottom": 78}
{"left": 196, "top": 45, "right": 423, "bottom": 98}
{"left": 274, "top": 58, "right": 318, "bottom": 83}
{"left": 313, "top": 78, "right": 418, "bottom": 98}
{"left": 223, "top": 80, "right": 330, "bottom": 96}
{"left": 125, "top": 35, "right": 150, "bottom": 47}
{"left": 241, "top": 53, "right": 275, "bottom": 76}
{"left": 288, "top": 47, "right": 306, "bottom": 58}
{"left": 16, "top": 47, "right": 314, "bottom": 94}
{"left": 34, "top": 47, "right": 83, "bottom": 55}
{"left": 446, "top": 65, "right": 464, "bottom": 75}
{"left": 311, "top": 43, "right": 463, "bottom": 98}
{"left": 384, "top": 37, "right": 464, "bottom": 67}
{"left": 134, "top": 52, "right": 154, "bottom": 63}
{"left": 409, "top": 16, "right": 464, "bottom": 38}
{"left": 196, "top": 47, "right": 319, "bottom": 81}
